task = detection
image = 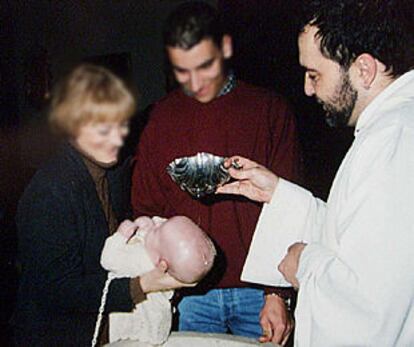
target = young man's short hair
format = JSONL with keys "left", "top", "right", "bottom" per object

{"left": 163, "top": 1, "right": 226, "bottom": 50}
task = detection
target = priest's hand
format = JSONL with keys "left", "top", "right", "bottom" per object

{"left": 216, "top": 155, "right": 279, "bottom": 203}
{"left": 278, "top": 243, "right": 307, "bottom": 289}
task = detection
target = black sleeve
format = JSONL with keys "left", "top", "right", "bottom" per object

{"left": 108, "top": 155, "right": 134, "bottom": 221}
{"left": 16, "top": 180, "right": 134, "bottom": 314}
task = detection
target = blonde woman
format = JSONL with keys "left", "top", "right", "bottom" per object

{"left": 13, "top": 65, "right": 188, "bottom": 346}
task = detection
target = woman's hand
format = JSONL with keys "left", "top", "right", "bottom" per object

{"left": 216, "top": 155, "right": 279, "bottom": 203}
{"left": 139, "top": 260, "right": 197, "bottom": 293}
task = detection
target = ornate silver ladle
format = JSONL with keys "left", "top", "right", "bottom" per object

{"left": 167, "top": 152, "right": 239, "bottom": 198}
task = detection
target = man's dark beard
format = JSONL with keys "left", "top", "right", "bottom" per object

{"left": 321, "top": 72, "right": 358, "bottom": 128}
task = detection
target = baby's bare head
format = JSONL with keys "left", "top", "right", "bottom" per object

{"left": 157, "top": 216, "right": 216, "bottom": 283}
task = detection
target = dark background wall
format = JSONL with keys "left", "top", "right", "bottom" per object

{"left": 0, "top": 0, "right": 353, "bottom": 344}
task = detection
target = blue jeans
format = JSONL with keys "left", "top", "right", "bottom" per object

{"left": 177, "top": 287, "right": 264, "bottom": 338}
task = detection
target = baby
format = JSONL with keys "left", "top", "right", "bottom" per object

{"left": 100, "top": 216, "right": 216, "bottom": 345}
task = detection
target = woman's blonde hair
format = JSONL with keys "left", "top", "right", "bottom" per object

{"left": 49, "top": 64, "right": 136, "bottom": 137}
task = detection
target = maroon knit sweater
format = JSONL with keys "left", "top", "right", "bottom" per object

{"left": 131, "top": 81, "right": 301, "bottom": 289}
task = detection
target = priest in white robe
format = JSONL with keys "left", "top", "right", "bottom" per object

{"left": 217, "top": 1, "right": 414, "bottom": 345}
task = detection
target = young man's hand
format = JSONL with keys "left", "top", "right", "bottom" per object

{"left": 259, "top": 294, "right": 294, "bottom": 345}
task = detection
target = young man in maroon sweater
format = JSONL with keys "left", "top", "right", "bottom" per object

{"left": 131, "top": 1, "right": 301, "bottom": 345}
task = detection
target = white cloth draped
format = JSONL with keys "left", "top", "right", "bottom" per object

{"left": 101, "top": 231, "right": 173, "bottom": 345}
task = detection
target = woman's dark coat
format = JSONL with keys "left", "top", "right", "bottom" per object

{"left": 13, "top": 143, "right": 135, "bottom": 346}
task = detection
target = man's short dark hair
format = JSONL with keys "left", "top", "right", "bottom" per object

{"left": 301, "top": 0, "right": 414, "bottom": 77}
{"left": 163, "top": 1, "right": 225, "bottom": 50}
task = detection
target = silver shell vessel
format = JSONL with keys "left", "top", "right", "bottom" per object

{"left": 166, "top": 152, "right": 230, "bottom": 198}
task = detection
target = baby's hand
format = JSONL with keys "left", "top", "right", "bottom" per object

{"left": 152, "top": 216, "right": 167, "bottom": 226}
{"left": 117, "top": 220, "right": 138, "bottom": 239}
